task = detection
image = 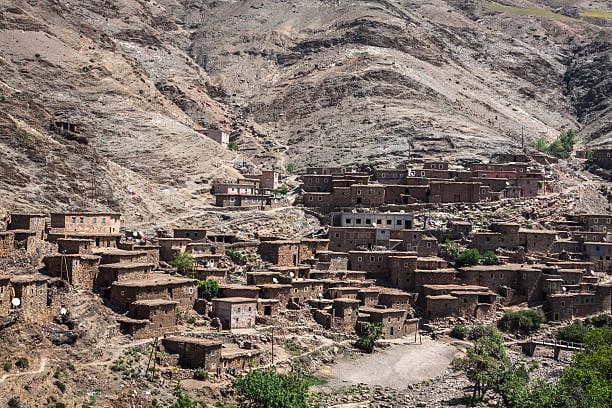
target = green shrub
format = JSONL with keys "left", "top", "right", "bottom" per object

{"left": 355, "top": 322, "right": 384, "bottom": 353}
{"left": 228, "top": 141, "right": 239, "bottom": 151}
{"left": 450, "top": 325, "right": 469, "bottom": 340}
{"left": 169, "top": 252, "right": 195, "bottom": 273}
{"left": 3, "top": 362, "right": 12, "bottom": 372}
{"left": 225, "top": 249, "right": 247, "bottom": 264}
{"left": 54, "top": 380, "right": 66, "bottom": 393}
{"left": 455, "top": 249, "right": 482, "bottom": 267}
{"left": 529, "top": 129, "right": 576, "bottom": 159}
{"left": 272, "top": 186, "right": 289, "bottom": 195}
{"left": 285, "top": 163, "right": 297, "bottom": 174}
{"left": 54, "top": 403, "right": 67, "bottom": 408}
{"left": 15, "top": 358, "right": 29, "bottom": 369}
{"left": 468, "top": 325, "right": 498, "bottom": 341}
{"left": 499, "top": 309, "right": 546, "bottom": 334}
{"left": 197, "top": 279, "right": 219, "bottom": 300}
{"left": 557, "top": 320, "right": 590, "bottom": 343}
{"left": 193, "top": 368, "right": 209, "bottom": 381}
{"left": 187, "top": 316, "right": 197, "bottom": 325}
{"left": 480, "top": 251, "right": 500, "bottom": 265}
{"left": 586, "top": 313, "right": 611, "bottom": 328}
{"left": 7, "top": 397, "right": 21, "bottom": 408}
{"left": 233, "top": 370, "right": 310, "bottom": 408}
{"left": 441, "top": 240, "right": 460, "bottom": 261}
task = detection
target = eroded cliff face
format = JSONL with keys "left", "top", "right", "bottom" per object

{"left": 0, "top": 0, "right": 610, "bottom": 221}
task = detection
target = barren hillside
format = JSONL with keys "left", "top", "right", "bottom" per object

{"left": 0, "top": 0, "right": 610, "bottom": 222}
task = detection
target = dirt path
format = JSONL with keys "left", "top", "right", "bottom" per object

{"left": 0, "top": 356, "right": 48, "bottom": 384}
{"left": 316, "top": 338, "right": 458, "bottom": 389}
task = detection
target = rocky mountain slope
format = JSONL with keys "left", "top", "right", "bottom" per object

{"left": 0, "top": 0, "right": 610, "bottom": 223}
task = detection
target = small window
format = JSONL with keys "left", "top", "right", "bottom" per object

{"left": 561, "top": 301, "right": 565, "bottom": 307}
{"left": 386, "top": 220, "right": 392, "bottom": 225}
{"left": 370, "top": 256, "right": 375, "bottom": 262}
{"left": 102, "top": 218, "right": 106, "bottom": 224}
{"left": 71, "top": 217, "right": 76, "bottom": 224}
{"left": 357, "top": 256, "right": 362, "bottom": 262}
{"left": 79, "top": 217, "right": 84, "bottom": 224}
{"left": 346, "top": 218, "right": 352, "bottom": 224}
{"left": 366, "top": 219, "right": 371, "bottom": 224}
{"left": 92, "top": 217, "right": 97, "bottom": 224}
{"left": 335, "top": 233, "right": 339, "bottom": 238}
{"left": 376, "top": 219, "right": 382, "bottom": 224}
{"left": 356, "top": 219, "right": 362, "bottom": 224}
{"left": 397, "top": 220, "right": 402, "bottom": 225}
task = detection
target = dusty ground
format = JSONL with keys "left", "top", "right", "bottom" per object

{"left": 316, "top": 338, "right": 458, "bottom": 389}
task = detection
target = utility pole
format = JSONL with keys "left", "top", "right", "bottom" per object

{"left": 521, "top": 127, "right": 525, "bottom": 151}
{"left": 270, "top": 326, "right": 275, "bottom": 367}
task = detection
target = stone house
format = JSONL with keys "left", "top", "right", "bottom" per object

{"left": 258, "top": 298, "right": 281, "bottom": 316}
{"left": 258, "top": 284, "right": 292, "bottom": 307}
{"left": 0, "top": 232, "right": 14, "bottom": 255}
{"left": 10, "top": 275, "right": 49, "bottom": 323}
{"left": 331, "top": 298, "right": 360, "bottom": 333}
{"left": 95, "top": 248, "right": 151, "bottom": 265}
{"left": 373, "top": 169, "right": 408, "bottom": 184}
{"left": 328, "top": 227, "right": 389, "bottom": 252}
{"left": 302, "top": 175, "right": 334, "bottom": 192}
{"left": 173, "top": 228, "right": 207, "bottom": 241}
{"left": 378, "top": 290, "right": 413, "bottom": 312}
{"left": 583, "top": 242, "right": 612, "bottom": 272}
{"left": 8, "top": 213, "right": 47, "bottom": 239}
{"left": 97, "top": 263, "right": 155, "bottom": 290}
{"left": 119, "top": 299, "right": 178, "bottom": 339}
{"left": 201, "top": 129, "right": 229, "bottom": 147}
{"left": 162, "top": 336, "right": 223, "bottom": 370}
{"left": 590, "top": 148, "right": 612, "bottom": 169}
{"left": 221, "top": 346, "right": 263, "bottom": 373}
{"left": 219, "top": 284, "right": 260, "bottom": 299}
{"left": 57, "top": 238, "right": 95, "bottom": 255}
{"left": 109, "top": 275, "right": 197, "bottom": 312}
{"left": 359, "top": 307, "right": 406, "bottom": 338}
{"left": 156, "top": 238, "right": 191, "bottom": 262}
{"left": 357, "top": 288, "right": 380, "bottom": 307}
{"left": 212, "top": 297, "right": 257, "bottom": 329}
{"left": 327, "top": 287, "right": 360, "bottom": 299}
{"left": 350, "top": 184, "right": 386, "bottom": 206}
{"left": 43, "top": 254, "right": 101, "bottom": 290}
{"left": 330, "top": 211, "right": 414, "bottom": 229}
{"left": 258, "top": 240, "right": 300, "bottom": 266}
{"left": 428, "top": 181, "right": 481, "bottom": 203}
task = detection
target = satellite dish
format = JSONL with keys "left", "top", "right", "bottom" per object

{"left": 132, "top": 231, "right": 138, "bottom": 237}
{"left": 562, "top": 287, "right": 567, "bottom": 292}
{"left": 590, "top": 270, "right": 595, "bottom": 276}
{"left": 272, "top": 278, "right": 278, "bottom": 284}
{"left": 60, "top": 307, "right": 68, "bottom": 316}
{"left": 11, "top": 298, "right": 20, "bottom": 307}
{"left": 289, "top": 272, "right": 295, "bottom": 278}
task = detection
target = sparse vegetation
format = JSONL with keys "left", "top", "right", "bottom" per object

{"left": 285, "top": 163, "right": 297, "bottom": 174}
{"left": 198, "top": 278, "right": 220, "bottom": 300}
{"left": 355, "top": 322, "right": 384, "bottom": 353}
{"left": 284, "top": 339, "right": 305, "bottom": 356}
{"left": 228, "top": 141, "right": 239, "bottom": 151}
{"left": 272, "top": 186, "right": 289, "bottom": 195}
{"left": 480, "top": 251, "right": 499, "bottom": 266}
{"left": 3, "top": 362, "right": 12, "bottom": 371}
{"left": 170, "top": 252, "right": 196, "bottom": 274}
{"left": 454, "top": 249, "right": 482, "bottom": 267}
{"left": 193, "top": 368, "right": 209, "bottom": 380}
{"left": 529, "top": 129, "right": 576, "bottom": 159}
{"left": 441, "top": 240, "right": 460, "bottom": 261}
{"left": 169, "top": 387, "right": 206, "bottom": 408}
{"left": 54, "top": 380, "right": 66, "bottom": 393}
{"left": 15, "top": 357, "right": 29, "bottom": 369}
{"left": 450, "top": 325, "right": 469, "bottom": 340}
{"left": 225, "top": 249, "right": 247, "bottom": 264}
{"left": 498, "top": 309, "right": 546, "bottom": 334}
{"left": 7, "top": 397, "right": 21, "bottom": 408}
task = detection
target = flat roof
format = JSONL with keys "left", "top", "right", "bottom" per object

{"left": 426, "top": 295, "right": 457, "bottom": 300}
{"left": 415, "top": 268, "right": 457, "bottom": 273}
{"left": 10, "top": 274, "right": 48, "bottom": 284}
{"left": 360, "top": 307, "right": 405, "bottom": 314}
{"left": 112, "top": 275, "right": 196, "bottom": 287}
{"left": 220, "top": 284, "right": 260, "bottom": 291}
{"left": 213, "top": 297, "right": 257, "bottom": 304}
{"left": 99, "top": 262, "right": 155, "bottom": 270}
{"left": 423, "top": 284, "right": 489, "bottom": 291}
{"left": 132, "top": 299, "right": 178, "bottom": 306}
{"left": 459, "top": 264, "right": 542, "bottom": 272}
{"left": 333, "top": 297, "right": 361, "bottom": 303}
{"left": 51, "top": 212, "right": 121, "bottom": 216}
{"left": 163, "top": 335, "right": 222, "bottom": 348}
{"left": 257, "top": 284, "right": 292, "bottom": 289}
{"left": 93, "top": 248, "right": 148, "bottom": 256}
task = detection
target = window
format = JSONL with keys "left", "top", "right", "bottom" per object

{"left": 71, "top": 217, "right": 76, "bottom": 224}
{"left": 386, "top": 220, "right": 392, "bottom": 225}
{"left": 357, "top": 257, "right": 362, "bottom": 262}
{"left": 308, "top": 196, "right": 313, "bottom": 201}
{"left": 102, "top": 217, "right": 106, "bottom": 224}
{"left": 346, "top": 218, "right": 352, "bottom": 224}
{"left": 335, "top": 233, "right": 339, "bottom": 238}
{"left": 357, "top": 190, "right": 362, "bottom": 195}
{"left": 79, "top": 217, "right": 84, "bottom": 223}
{"left": 561, "top": 301, "right": 565, "bottom": 307}
{"left": 370, "top": 256, "right": 375, "bottom": 262}
{"left": 92, "top": 217, "right": 97, "bottom": 224}
{"left": 366, "top": 219, "right": 371, "bottom": 224}
{"left": 356, "top": 219, "right": 362, "bottom": 224}
{"left": 397, "top": 220, "right": 402, "bottom": 225}
{"left": 377, "top": 219, "right": 382, "bottom": 224}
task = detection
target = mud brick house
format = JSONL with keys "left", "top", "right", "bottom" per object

{"left": 0, "top": 232, "right": 14, "bottom": 254}
{"left": 417, "top": 256, "right": 448, "bottom": 270}
{"left": 212, "top": 297, "right": 257, "bottom": 329}
{"left": 290, "top": 280, "right": 324, "bottom": 304}
{"left": 258, "top": 240, "right": 300, "bottom": 266}
{"left": 192, "top": 267, "right": 227, "bottom": 282}
{"left": 423, "top": 285, "right": 497, "bottom": 318}
{"left": 221, "top": 345, "right": 263, "bottom": 373}
{"left": 520, "top": 229, "right": 559, "bottom": 253}
{"left": 331, "top": 298, "right": 361, "bottom": 333}
{"left": 119, "top": 299, "right": 178, "bottom": 339}
{"left": 359, "top": 307, "right": 406, "bottom": 338}
{"left": 162, "top": 336, "right": 223, "bottom": 370}
{"left": 582, "top": 242, "right": 612, "bottom": 272}
{"left": 109, "top": 275, "right": 197, "bottom": 312}
{"left": 546, "top": 284, "right": 611, "bottom": 321}
{"left": 95, "top": 248, "right": 150, "bottom": 265}
{"left": 43, "top": 254, "right": 100, "bottom": 290}
{"left": 0, "top": 275, "right": 11, "bottom": 318}
{"left": 590, "top": 148, "right": 612, "bottom": 169}
{"left": 257, "top": 298, "right": 280, "bottom": 316}
{"left": 350, "top": 184, "right": 386, "bottom": 206}
{"left": 97, "top": 263, "right": 155, "bottom": 290}
{"left": 378, "top": 290, "right": 414, "bottom": 312}
{"left": 328, "top": 286, "right": 361, "bottom": 299}
{"left": 357, "top": 288, "right": 380, "bottom": 307}
{"left": 200, "top": 129, "right": 229, "bottom": 147}
{"left": 305, "top": 166, "right": 347, "bottom": 175}
{"left": 389, "top": 255, "right": 418, "bottom": 291}
{"left": 568, "top": 214, "right": 612, "bottom": 232}
{"left": 117, "top": 242, "right": 161, "bottom": 265}
{"left": 257, "top": 170, "right": 281, "bottom": 189}
{"left": 428, "top": 181, "right": 481, "bottom": 203}
{"left": 413, "top": 268, "right": 458, "bottom": 292}
{"left": 215, "top": 194, "right": 275, "bottom": 208}
{"left": 246, "top": 271, "right": 282, "bottom": 286}
{"left": 156, "top": 238, "right": 191, "bottom": 262}
{"left": 373, "top": 168, "right": 408, "bottom": 184}
{"left": 328, "top": 227, "right": 390, "bottom": 252}
{"left": 8, "top": 213, "right": 47, "bottom": 239}
{"left": 269, "top": 265, "right": 312, "bottom": 279}
{"left": 348, "top": 250, "right": 414, "bottom": 282}
{"left": 173, "top": 228, "right": 207, "bottom": 241}
{"left": 50, "top": 212, "right": 121, "bottom": 234}
{"left": 258, "top": 284, "right": 292, "bottom": 307}
{"left": 10, "top": 275, "right": 49, "bottom": 323}
{"left": 396, "top": 230, "right": 438, "bottom": 256}
{"left": 57, "top": 238, "right": 94, "bottom": 255}
{"left": 302, "top": 175, "right": 334, "bottom": 192}
{"left": 212, "top": 181, "right": 260, "bottom": 195}
{"left": 457, "top": 264, "right": 544, "bottom": 304}
{"left": 219, "top": 284, "right": 260, "bottom": 299}
{"left": 299, "top": 238, "right": 329, "bottom": 260}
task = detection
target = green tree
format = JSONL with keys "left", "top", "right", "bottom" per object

{"left": 450, "top": 325, "right": 469, "bottom": 340}
{"left": 441, "top": 240, "right": 460, "bottom": 261}
{"left": 355, "top": 322, "right": 384, "bottom": 353}
{"left": 233, "top": 370, "right": 310, "bottom": 408}
{"left": 285, "top": 163, "right": 296, "bottom": 174}
{"left": 557, "top": 320, "right": 591, "bottom": 343}
{"left": 225, "top": 249, "right": 247, "bottom": 264}
{"left": 169, "top": 387, "right": 206, "bottom": 408}
{"left": 455, "top": 249, "right": 481, "bottom": 267}
{"left": 228, "top": 141, "right": 239, "bottom": 151}
{"left": 451, "top": 330, "right": 509, "bottom": 404}
{"left": 198, "top": 279, "right": 220, "bottom": 300}
{"left": 170, "top": 252, "right": 195, "bottom": 274}
{"left": 498, "top": 309, "right": 546, "bottom": 334}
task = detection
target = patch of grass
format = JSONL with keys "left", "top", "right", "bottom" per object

{"left": 3, "top": 362, "right": 12, "bottom": 372}
{"left": 15, "top": 358, "right": 29, "bottom": 369}
{"left": 301, "top": 374, "right": 327, "bottom": 387}
{"left": 484, "top": 2, "right": 579, "bottom": 22}
{"left": 283, "top": 339, "right": 305, "bottom": 356}
{"left": 579, "top": 9, "right": 612, "bottom": 19}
